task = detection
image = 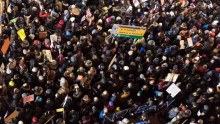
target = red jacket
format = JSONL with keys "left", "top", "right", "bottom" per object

{"left": 39, "top": 11, "right": 49, "bottom": 20}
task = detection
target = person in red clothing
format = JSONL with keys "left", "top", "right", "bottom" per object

{"left": 39, "top": 9, "right": 50, "bottom": 20}
{"left": 55, "top": 20, "right": 65, "bottom": 30}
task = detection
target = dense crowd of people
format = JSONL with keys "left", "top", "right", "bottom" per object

{"left": 0, "top": 0, "right": 220, "bottom": 124}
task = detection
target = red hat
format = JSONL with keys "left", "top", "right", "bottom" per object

{"left": 59, "top": 20, "right": 64, "bottom": 25}
{"left": 202, "top": 54, "right": 207, "bottom": 58}
{"left": 215, "top": 68, "right": 220, "bottom": 73}
{"left": 158, "top": 82, "right": 164, "bottom": 89}
{"left": 209, "top": 32, "right": 215, "bottom": 37}
{"left": 33, "top": 40, "right": 40, "bottom": 45}
{"left": 32, "top": 116, "right": 38, "bottom": 123}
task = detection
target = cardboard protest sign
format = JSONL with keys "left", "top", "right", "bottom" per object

{"left": 5, "top": 110, "right": 19, "bottom": 123}
{"left": 42, "top": 50, "right": 53, "bottom": 62}
{"left": 39, "top": 31, "right": 47, "bottom": 39}
{"left": 0, "top": 63, "right": 5, "bottom": 73}
{"left": 187, "top": 38, "right": 193, "bottom": 47}
{"left": 50, "top": 34, "right": 58, "bottom": 42}
{"left": 165, "top": 73, "right": 173, "bottom": 82}
{"left": 108, "top": 54, "right": 117, "bottom": 70}
{"left": 1, "top": 38, "right": 10, "bottom": 55}
{"left": 166, "top": 83, "right": 181, "bottom": 97}
{"left": 7, "top": 4, "right": 12, "bottom": 13}
{"left": 165, "top": 73, "right": 179, "bottom": 82}
{"left": 23, "top": 94, "right": 34, "bottom": 103}
{"left": 17, "top": 29, "right": 26, "bottom": 41}
{"left": 180, "top": 40, "right": 185, "bottom": 49}
{"left": 56, "top": 108, "right": 64, "bottom": 112}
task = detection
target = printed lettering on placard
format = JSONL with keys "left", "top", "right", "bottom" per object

{"left": 134, "top": 105, "right": 148, "bottom": 114}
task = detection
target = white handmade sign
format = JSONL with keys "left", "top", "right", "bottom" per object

{"left": 166, "top": 83, "right": 181, "bottom": 97}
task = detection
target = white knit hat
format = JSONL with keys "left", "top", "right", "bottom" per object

{"left": 123, "top": 66, "right": 129, "bottom": 71}
{"left": 60, "top": 77, "right": 68, "bottom": 87}
{"left": 23, "top": 49, "right": 27, "bottom": 54}
{"left": 70, "top": 17, "right": 75, "bottom": 22}
{"left": 212, "top": 20, "right": 219, "bottom": 27}
{"left": 140, "top": 74, "right": 145, "bottom": 79}
{"left": 38, "top": 75, "right": 44, "bottom": 81}
{"left": 32, "top": 67, "right": 37, "bottom": 73}
{"left": 116, "top": 16, "right": 121, "bottom": 21}
{"left": 93, "top": 97, "right": 99, "bottom": 102}
{"left": 102, "top": 90, "right": 108, "bottom": 96}
{"left": 122, "top": 118, "right": 129, "bottom": 123}
{"left": 128, "top": 51, "right": 133, "bottom": 56}
{"left": 98, "top": 19, "right": 103, "bottom": 24}
{"left": 18, "top": 121, "right": 24, "bottom": 124}
{"left": 6, "top": 68, "right": 12, "bottom": 74}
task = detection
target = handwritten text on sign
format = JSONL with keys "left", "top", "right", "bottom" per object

{"left": 117, "top": 28, "right": 146, "bottom": 36}
{"left": 112, "top": 24, "right": 146, "bottom": 37}
{"left": 103, "top": 99, "right": 175, "bottom": 123}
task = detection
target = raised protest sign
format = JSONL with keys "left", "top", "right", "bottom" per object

{"left": 180, "top": 40, "right": 185, "bottom": 49}
{"left": 43, "top": 50, "right": 53, "bottom": 62}
{"left": 111, "top": 24, "right": 146, "bottom": 39}
{"left": 23, "top": 94, "right": 34, "bottom": 103}
{"left": 166, "top": 83, "right": 181, "bottom": 97}
{"left": 165, "top": 73, "right": 179, "bottom": 82}
{"left": 108, "top": 54, "right": 117, "bottom": 70}
{"left": 0, "top": 63, "right": 5, "bottom": 73}
{"left": 103, "top": 99, "right": 175, "bottom": 123}
{"left": 56, "top": 108, "right": 64, "bottom": 112}
{"left": 187, "top": 37, "right": 193, "bottom": 47}
{"left": 1, "top": 38, "right": 10, "bottom": 55}
{"left": 10, "top": 18, "right": 17, "bottom": 23}
{"left": 39, "top": 31, "right": 47, "bottom": 39}
{"left": 17, "top": 29, "right": 26, "bottom": 41}
{"left": 5, "top": 110, "right": 19, "bottom": 123}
